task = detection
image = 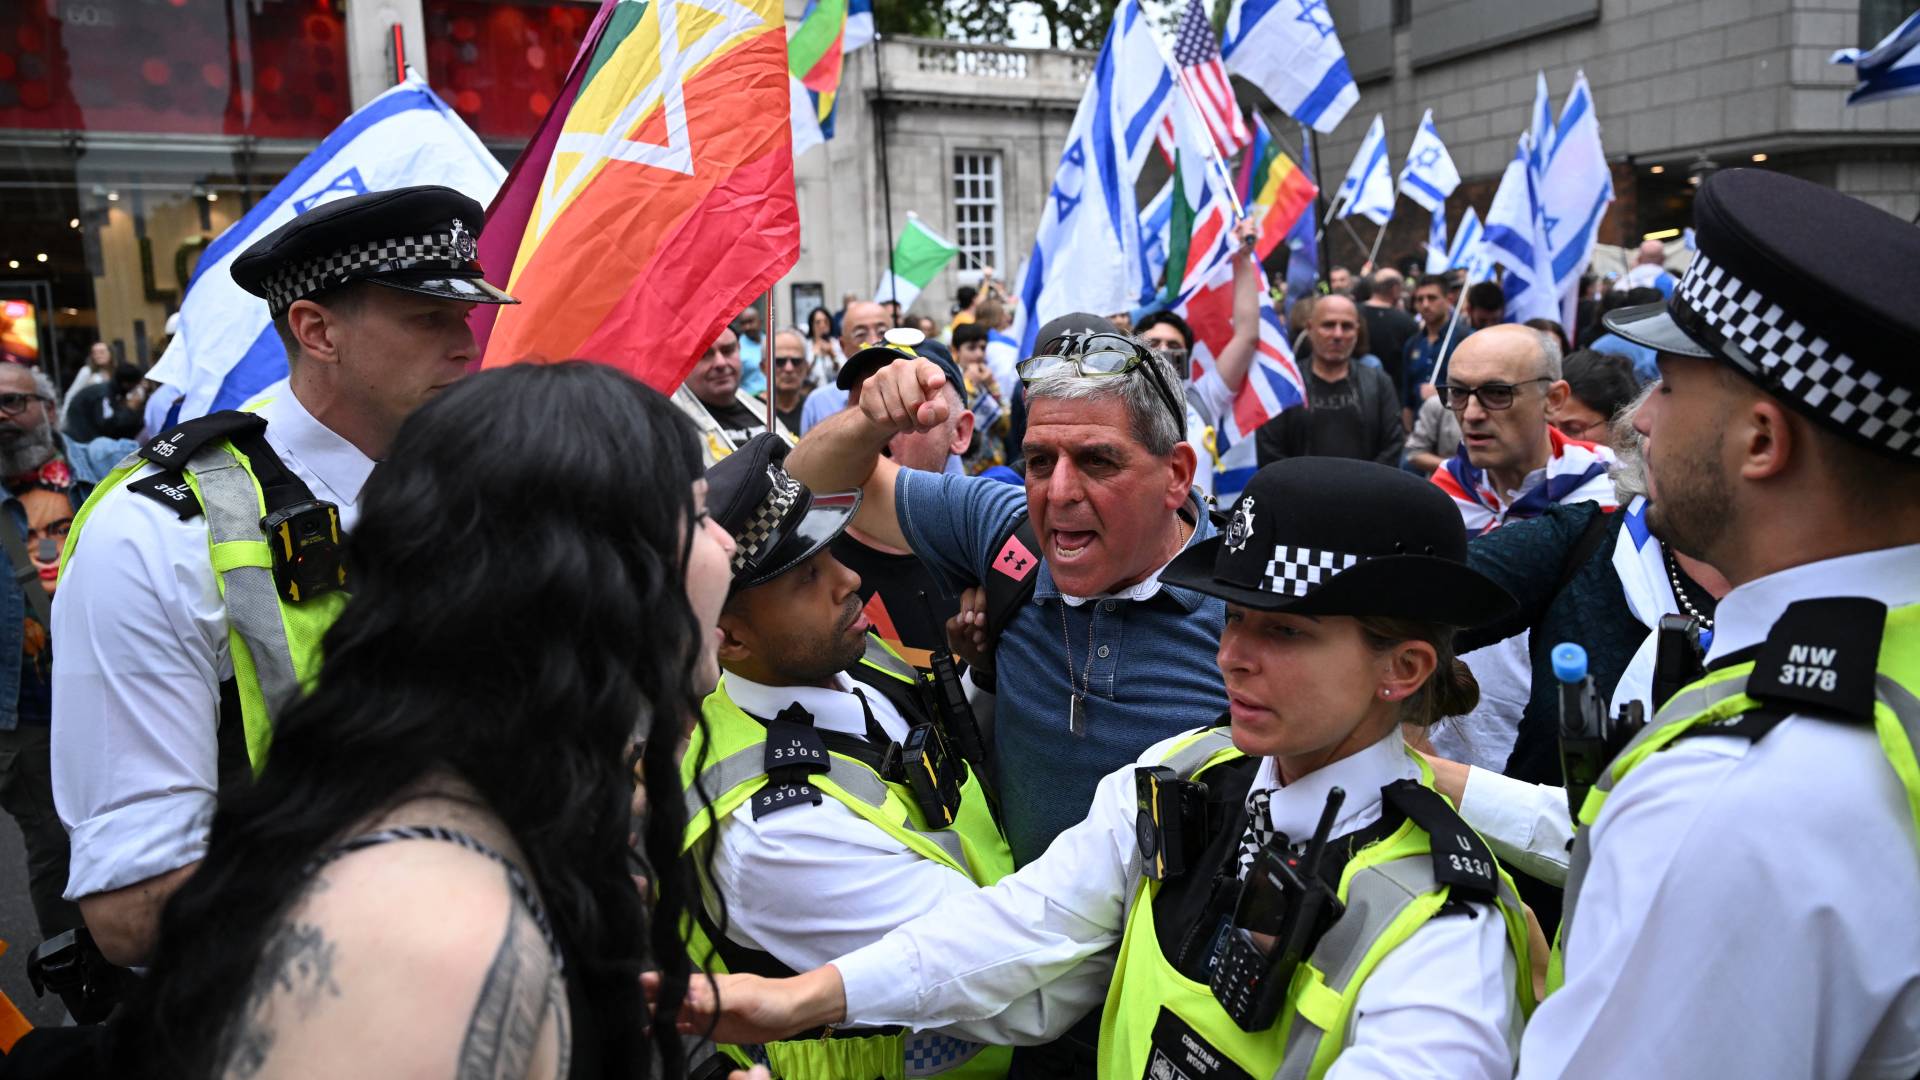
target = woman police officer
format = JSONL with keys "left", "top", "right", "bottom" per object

{"left": 672, "top": 457, "right": 1536, "bottom": 1080}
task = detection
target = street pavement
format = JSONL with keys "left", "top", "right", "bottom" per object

{"left": 1, "top": 819, "right": 66, "bottom": 1028}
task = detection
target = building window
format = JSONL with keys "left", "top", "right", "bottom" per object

{"left": 952, "top": 152, "right": 1003, "bottom": 275}
{"left": 1860, "top": 0, "right": 1908, "bottom": 48}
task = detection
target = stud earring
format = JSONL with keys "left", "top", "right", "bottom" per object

{"left": 1380, "top": 687, "right": 1395, "bottom": 699}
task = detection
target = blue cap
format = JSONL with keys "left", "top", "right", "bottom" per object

{"left": 1551, "top": 642, "right": 1588, "bottom": 684}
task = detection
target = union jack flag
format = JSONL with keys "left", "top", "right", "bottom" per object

{"left": 1157, "top": 0, "right": 1251, "bottom": 162}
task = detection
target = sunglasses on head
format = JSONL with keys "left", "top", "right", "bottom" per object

{"left": 1017, "top": 332, "right": 1184, "bottom": 432}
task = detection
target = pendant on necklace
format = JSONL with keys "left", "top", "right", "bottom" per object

{"left": 1069, "top": 693, "right": 1088, "bottom": 737}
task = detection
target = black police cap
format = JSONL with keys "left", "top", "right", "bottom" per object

{"left": 1162, "top": 458, "right": 1515, "bottom": 627}
{"left": 706, "top": 433, "right": 861, "bottom": 591}
{"left": 230, "top": 185, "right": 518, "bottom": 316}
{"left": 1603, "top": 169, "right": 1920, "bottom": 461}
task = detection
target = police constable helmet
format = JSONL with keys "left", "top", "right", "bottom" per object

{"left": 1602, "top": 169, "right": 1920, "bottom": 461}
{"left": 230, "top": 185, "right": 518, "bottom": 317}
{"left": 705, "top": 433, "right": 861, "bottom": 591}
{"left": 1161, "top": 458, "right": 1516, "bottom": 627}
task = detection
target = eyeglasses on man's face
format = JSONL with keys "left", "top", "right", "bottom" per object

{"left": 0, "top": 393, "right": 50, "bottom": 417}
{"left": 1437, "top": 377, "right": 1552, "bottom": 413}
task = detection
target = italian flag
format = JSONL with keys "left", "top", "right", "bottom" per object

{"left": 873, "top": 214, "right": 960, "bottom": 310}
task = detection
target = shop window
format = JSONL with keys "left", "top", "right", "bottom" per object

{"left": 0, "top": 0, "right": 350, "bottom": 139}
{"left": 425, "top": 0, "right": 598, "bottom": 141}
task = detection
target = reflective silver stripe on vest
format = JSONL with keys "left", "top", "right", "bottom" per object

{"left": 1159, "top": 728, "right": 1237, "bottom": 779}
{"left": 686, "top": 744, "right": 975, "bottom": 873}
{"left": 1273, "top": 855, "right": 1527, "bottom": 1080}
{"left": 861, "top": 637, "right": 920, "bottom": 683}
{"left": 1880, "top": 674, "right": 1920, "bottom": 758}
{"left": 191, "top": 444, "right": 303, "bottom": 724}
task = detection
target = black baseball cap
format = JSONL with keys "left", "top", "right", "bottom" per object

{"left": 836, "top": 327, "right": 969, "bottom": 395}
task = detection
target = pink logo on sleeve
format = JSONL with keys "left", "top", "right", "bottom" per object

{"left": 992, "top": 532, "right": 1039, "bottom": 581}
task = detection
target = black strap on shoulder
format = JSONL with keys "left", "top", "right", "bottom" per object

{"left": 1380, "top": 779, "right": 1498, "bottom": 903}
{"left": 752, "top": 704, "right": 831, "bottom": 820}
{"left": 138, "top": 410, "right": 318, "bottom": 515}
{"left": 982, "top": 512, "right": 1042, "bottom": 646}
{"left": 1744, "top": 597, "right": 1887, "bottom": 723}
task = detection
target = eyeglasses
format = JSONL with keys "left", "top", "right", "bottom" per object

{"left": 1018, "top": 332, "right": 1184, "bottom": 432}
{"left": 772, "top": 354, "right": 809, "bottom": 369}
{"left": 1438, "top": 378, "right": 1552, "bottom": 413}
{"left": 1554, "top": 417, "right": 1602, "bottom": 439}
{"left": 0, "top": 393, "right": 50, "bottom": 417}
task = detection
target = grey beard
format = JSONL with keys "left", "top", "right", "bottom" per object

{"left": 0, "top": 424, "right": 58, "bottom": 479}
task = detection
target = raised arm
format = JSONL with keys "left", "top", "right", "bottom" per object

{"left": 784, "top": 359, "right": 953, "bottom": 551}
{"left": 1212, "top": 218, "right": 1263, "bottom": 395}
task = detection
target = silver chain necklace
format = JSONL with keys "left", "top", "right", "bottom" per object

{"left": 1060, "top": 598, "right": 1095, "bottom": 736}
{"left": 1663, "top": 545, "right": 1714, "bottom": 630}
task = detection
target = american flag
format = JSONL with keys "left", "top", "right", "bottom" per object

{"left": 1158, "top": 0, "right": 1251, "bottom": 162}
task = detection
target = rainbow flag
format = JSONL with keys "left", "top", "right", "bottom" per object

{"left": 789, "top": 0, "right": 872, "bottom": 143}
{"left": 479, "top": 0, "right": 799, "bottom": 391}
{"left": 1236, "top": 115, "right": 1318, "bottom": 263}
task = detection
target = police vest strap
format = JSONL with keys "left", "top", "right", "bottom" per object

{"left": 1158, "top": 725, "right": 1239, "bottom": 780}
{"left": 860, "top": 636, "right": 920, "bottom": 684}
{"left": 685, "top": 743, "right": 975, "bottom": 872}
{"left": 1379, "top": 779, "right": 1498, "bottom": 902}
{"left": 192, "top": 442, "right": 307, "bottom": 732}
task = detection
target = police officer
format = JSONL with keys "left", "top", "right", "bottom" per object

{"left": 1518, "top": 170, "right": 1920, "bottom": 1077}
{"left": 683, "top": 433, "right": 1012, "bottom": 1079}
{"left": 50, "top": 186, "right": 517, "bottom": 967}
{"left": 678, "top": 458, "right": 1537, "bottom": 1080}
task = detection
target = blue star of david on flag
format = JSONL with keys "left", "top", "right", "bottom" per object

{"left": 1295, "top": 0, "right": 1334, "bottom": 38}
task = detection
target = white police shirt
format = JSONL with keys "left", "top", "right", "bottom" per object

{"left": 1519, "top": 543, "right": 1920, "bottom": 1080}
{"left": 702, "top": 669, "right": 987, "bottom": 972}
{"left": 833, "top": 728, "right": 1521, "bottom": 1078}
{"left": 51, "top": 379, "right": 374, "bottom": 899}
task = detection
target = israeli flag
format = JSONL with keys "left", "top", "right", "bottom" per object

{"left": 148, "top": 74, "right": 504, "bottom": 422}
{"left": 1540, "top": 72, "right": 1612, "bottom": 324}
{"left": 1016, "top": 0, "right": 1173, "bottom": 355}
{"left": 1446, "top": 207, "right": 1490, "bottom": 279}
{"left": 1334, "top": 114, "right": 1394, "bottom": 225}
{"left": 1483, "top": 131, "right": 1558, "bottom": 323}
{"left": 1425, "top": 208, "right": 1449, "bottom": 274}
{"left": 1399, "top": 110, "right": 1460, "bottom": 213}
{"left": 1221, "top": 0, "right": 1357, "bottom": 134}
{"left": 1831, "top": 9, "right": 1920, "bottom": 105}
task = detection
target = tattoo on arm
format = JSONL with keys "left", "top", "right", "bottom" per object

{"left": 221, "top": 922, "right": 344, "bottom": 1079}
{"left": 458, "top": 894, "right": 566, "bottom": 1080}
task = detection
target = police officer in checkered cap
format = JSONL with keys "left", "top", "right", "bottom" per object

{"left": 1517, "top": 171, "right": 1920, "bottom": 1077}
{"left": 48, "top": 184, "right": 518, "bottom": 969}
{"left": 685, "top": 430, "right": 1018, "bottom": 1078}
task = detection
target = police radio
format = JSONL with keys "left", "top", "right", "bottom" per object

{"left": 1649, "top": 613, "right": 1708, "bottom": 715}
{"left": 261, "top": 499, "right": 347, "bottom": 603}
{"left": 1555, "top": 642, "right": 1646, "bottom": 818}
{"left": 1209, "top": 786, "right": 1346, "bottom": 1032}
{"left": 883, "top": 722, "right": 964, "bottom": 827}
{"left": 1135, "top": 766, "right": 1208, "bottom": 880}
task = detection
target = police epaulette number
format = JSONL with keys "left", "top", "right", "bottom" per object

{"left": 1382, "top": 780, "right": 1497, "bottom": 900}
{"left": 756, "top": 714, "right": 831, "bottom": 820}
{"left": 753, "top": 781, "right": 822, "bottom": 820}
{"left": 1746, "top": 597, "right": 1885, "bottom": 722}
{"left": 127, "top": 473, "right": 204, "bottom": 520}
{"left": 138, "top": 410, "right": 268, "bottom": 472}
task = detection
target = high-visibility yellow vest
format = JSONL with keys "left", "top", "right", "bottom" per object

{"left": 1549, "top": 599, "right": 1920, "bottom": 991}
{"left": 1097, "top": 728, "right": 1534, "bottom": 1080}
{"left": 63, "top": 409, "right": 347, "bottom": 773}
{"left": 680, "top": 636, "right": 1014, "bottom": 1079}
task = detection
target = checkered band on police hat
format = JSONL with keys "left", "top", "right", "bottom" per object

{"left": 1262, "top": 545, "right": 1366, "bottom": 598}
{"left": 731, "top": 466, "right": 804, "bottom": 574}
{"left": 259, "top": 220, "right": 481, "bottom": 314}
{"left": 1677, "top": 252, "right": 1919, "bottom": 459}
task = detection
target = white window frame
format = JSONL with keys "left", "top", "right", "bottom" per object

{"left": 951, "top": 151, "right": 1004, "bottom": 276}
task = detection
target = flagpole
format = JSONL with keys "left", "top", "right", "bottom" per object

{"left": 1364, "top": 217, "right": 1389, "bottom": 271}
{"left": 764, "top": 285, "right": 777, "bottom": 428}
{"left": 1430, "top": 273, "right": 1469, "bottom": 390}
{"left": 1170, "top": 67, "right": 1247, "bottom": 220}
{"left": 1309, "top": 127, "right": 1330, "bottom": 285}
{"left": 873, "top": 34, "right": 898, "bottom": 307}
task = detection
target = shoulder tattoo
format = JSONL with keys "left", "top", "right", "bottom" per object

{"left": 458, "top": 893, "right": 570, "bottom": 1080}
{"left": 220, "top": 921, "right": 344, "bottom": 1079}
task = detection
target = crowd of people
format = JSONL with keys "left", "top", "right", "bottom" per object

{"left": 0, "top": 164, "right": 1915, "bottom": 1080}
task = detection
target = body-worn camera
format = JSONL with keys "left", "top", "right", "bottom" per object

{"left": 1209, "top": 786, "right": 1347, "bottom": 1032}
{"left": 884, "top": 722, "right": 964, "bottom": 827}
{"left": 262, "top": 499, "right": 347, "bottom": 603}
{"left": 27, "top": 928, "right": 133, "bottom": 1025}
{"left": 1136, "top": 766, "right": 1208, "bottom": 880}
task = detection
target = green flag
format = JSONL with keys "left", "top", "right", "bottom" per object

{"left": 874, "top": 214, "right": 960, "bottom": 309}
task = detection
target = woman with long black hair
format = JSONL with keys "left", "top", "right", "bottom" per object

{"left": 107, "top": 361, "right": 738, "bottom": 1079}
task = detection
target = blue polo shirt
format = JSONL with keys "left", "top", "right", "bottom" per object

{"left": 895, "top": 470, "right": 1228, "bottom": 865}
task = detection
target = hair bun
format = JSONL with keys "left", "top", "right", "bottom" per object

{"left": 1425, "top": 658, "right": 1481, "bottom": 725}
